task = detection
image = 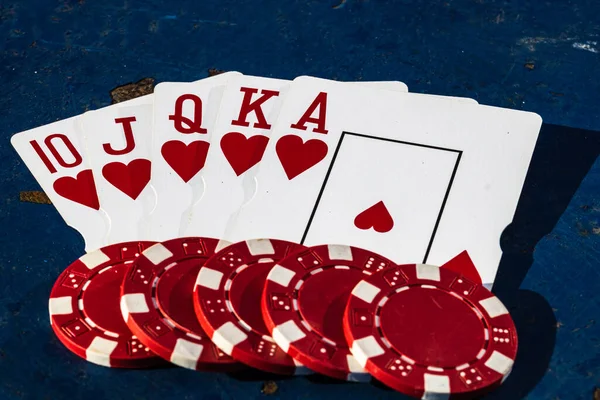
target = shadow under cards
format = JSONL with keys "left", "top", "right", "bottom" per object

{"left": 488, "top": 123, "right": 600, "bottom": 398}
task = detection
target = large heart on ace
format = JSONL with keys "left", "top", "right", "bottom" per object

{"left": 354, "top": 201, "right": 394, "bottom": 233}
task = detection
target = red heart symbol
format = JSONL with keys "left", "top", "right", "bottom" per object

{"left": 161, "top": 140, "right": 210, "bottom": 183}
{"left": 220, "top": 132, "right": 269, "bottom": 176}
{"left": 275, "top": 135, "right": 328, "bottom": 180}
{"left": 53, "top": 169, "right": 100, "bottom": 210}
{"left": 354, "top": 201, "right": 394, "bottom": 233}
{"left": 102, "top": 159, "right": 151, "bottom": 200}
{"left": 440, "top": 250, "right": 482, "bottom": 284}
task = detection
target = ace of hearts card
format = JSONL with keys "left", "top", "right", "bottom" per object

{"left": 228, "top": 76, "right": 542, "bottom": 287}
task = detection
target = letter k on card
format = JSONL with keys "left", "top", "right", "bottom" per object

{"left": 179, "top": 75, "right": 291, "bottom": 240}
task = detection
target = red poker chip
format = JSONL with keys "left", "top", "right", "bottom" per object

{"left": 261, "top": 244, "right": 396, "bottom": 381}
{"left": 120, "top": 237, "right": 240, "bottom": 371}
{"left": 49, "top": 241, "right": 163, "bottom": 368}
{"left": 343, "top": 263, "right": 518, "bottom": 398}
{"left": 194, "top": 238, "right": 310, "bottom": 375}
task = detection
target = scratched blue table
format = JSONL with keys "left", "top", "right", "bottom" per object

{"left": 1, "top": 1, "right": 599, "bottom": 399}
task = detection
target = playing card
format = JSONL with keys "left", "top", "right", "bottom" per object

{"left": 78, "top": 95, "right": 154, "bottom": 245}
{"left": 221, "top": 84, "right": 477, "bottom": 244}
{"left": 147, "top": 71, "right": 242, "bottom": 241}
{"left": 362, "top": 81, "right": 477, "bottom": 105}
{"left": 227, "top": 76, "right": 542, "bottom": 287}
{"left": 305, "top": 132, "right": 460, "bottom": 263}
{"left": 424, "top": 94, "right": 478, "bottom": 104}
{"left": 179, "top": 74, "right": 290, "bottom": 239}
{"left": 179, "top": 75, "right": 410, "bottom": 240}
{"left": 11, "top": 118, "right": 108, "bottom": 252}
{"left": 349, "top": 80, "right": 408, "bottom": 92}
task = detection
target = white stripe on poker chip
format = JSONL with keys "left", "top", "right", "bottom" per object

{"left": 215, "top": 239, "right": 231, "bottom": 253}
{"left": 235, "top": 264, "right": 248, "bottom": 274}
{"left": 346, "top": 354, "right": 368, "bottom": 381}
{"left": 479, "top": 296, "right": 509, "bottom": 318}
{"left": 143, "top": 243, "right": 173, "bottom": 265}
{"left": 196, "top": 267, "right": 224, "bottom": 291}
{"left": 293, "top": 357, "right": 304, "bottom": 367}
{"left": 268, "top": 264, "right": 296, "bottom": 287}
{"left": 423, "top": 373, "right": 451, "bottom": 399}
{"left": 171, "top": 338, "right": 204, "bottom": 369}
{"left": 83, "top": 316, "right": 95, "bottom": 329}
{"left": 238, "top": 319, "right": 252, "bottom": 332}
{"left": 485, "top": 350, "right": 514, "bottom": 375}
{"left": 416, "top": 264, "right": 441, "bottom": 281}
{"left": 272, "top": 320, "right": 306, "bottom": 353}
{"left": 501, "top": 367, "right": 513, "bottom": 383}
{"left": 327, "top": 244, "right": 353, "bottom": 261}
{"left": 80, "top": 250, "right": 110, "bottom": 269}
{"left": 49, "top": 296, "right": 73, "bottom": 316}
{"left": 212, "top": 321, "right": 248, "bottom": 356}
{"left": 120, "top": 293, "right": 150, "bottom": 323}
{"left": 351, "top": 280, "right": 381, "bottom": 304}
{"left": 427, "top": 366, "right": 444, "bottom": 372}
{"left": 350, "top": 336, "right": 385, "bottom": 368}
{"left": 164, "top": 262, "right": 177, "bottom": 272}
{"left": 86, "top": 336, "right": 118, "bottom": 367}
{"left": 456, "top": 363, "right": 470, "bottom": 371}
{"left": 246, "top": 239, "right": 275, "bottom": 255}
{"left": 476, "top": 348, "right": 486, "bottom": 359}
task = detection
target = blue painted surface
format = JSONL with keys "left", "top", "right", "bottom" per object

{"left": 1, "top": 1, "right": 599, "bottom": 399}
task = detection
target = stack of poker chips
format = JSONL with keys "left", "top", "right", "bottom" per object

{"left": 49, "top": 238, "right": 516, "bottom": 399}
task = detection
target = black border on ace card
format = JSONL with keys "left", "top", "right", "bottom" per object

{"left": 301, "top": 131, "right": 463, "bottom": 264}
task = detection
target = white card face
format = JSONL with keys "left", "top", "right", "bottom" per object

{"left": 230, "top": 76, "right": 542, "bottom": 287}
{"left": 180, "top": 75, "right": 411, "bottom": 240}
{"left": 180, "top": 75, "right": 290, "bottom": 239}
{"left": 147, "top": 71, "right": 242, "bottom": 241}
{"left": 224, "top": 89, "right": 475, "bottom": 244}
{"left": 357, "top": 80, "right": 408, "bottom": 92}
{"left": 419, "top": 93, "right": 478, "bottom": 104}
{"left": 358, "top": 80, "right": 477, "bottom": 104}
{"left": 11, "top": 118, "right": 108, "bottom": 252}
{"left": 304, "top": 133, "right": 460, "bottom": 262}
{"left": 78, "top": 95, "right": 154, "bottom": 245}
